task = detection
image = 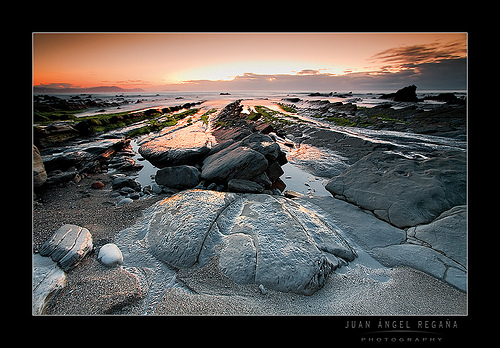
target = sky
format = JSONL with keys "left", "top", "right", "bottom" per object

{"left": 32, "top": 33, "right": 467, "bottom": 92}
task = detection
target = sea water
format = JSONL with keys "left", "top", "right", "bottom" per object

{"left": 51, "top": 90, "right": 464, "bottom": 193}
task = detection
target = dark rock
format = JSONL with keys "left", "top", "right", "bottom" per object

{"left": 108, "top": 156, "right": 144, "bottom": 172}
{"left": 266, "top": 161, "right": 285, "bottom": 182}
{"left": 253, "top": 121, "right": 274, "bottom": 134}
{"left": 43, "top": 151, "right": 92, "bottom": 173}
{"left": 271, "top": 178, "right": 287, "bottom": 192}
{"left": 214, "top": 99, "right": 244, "bottom": 121}
{"left": 241, "top": 133, "right": 281, "bottom": 160}
{"left": 201, "top": 146, "right": 268, "bottom": 184}
{"left": 212, "top": 127, "right": 252, "bottom": 143}
{"left": 379, "top": 85, "right": 418, "bottom": 102}
{"left": 424, "top": 93, "right": 466, "bottom": 105}
{"left": 120, "top": 187, "right": 136, "bottom": 195}
{"left": 282, "top": 97, "right": 301, "bottom": 103}
{"left": 308, "top": 92, "right": 333, "bottom": 97}
{"left": 41, "top": 138, "right": 129, "bottom": 177}
{"left": 111, "top": 174, "right": 141, "bottom": 191}
{"left": 325, "top": 150, "right": 466, "bottom": 228}
{"left": 45, "top": 168, "right": 78, "bottom": 186}
{"left": 227, "top": 179, "right": 265, "bottom": 193}
{"left": 155, "top": 165, "right": 200, "bottom": 189}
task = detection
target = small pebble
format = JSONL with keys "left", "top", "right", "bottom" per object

{"left": 98, "top": 243, "right": 123, "bottom": 267}
{"left": 117, "top": 197, "right": 133, "bottom": 205}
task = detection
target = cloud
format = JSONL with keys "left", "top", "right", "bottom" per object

{"left": 101, "top": 79, "right": 152, "bottom": 86}
{"left": 162, "top": 57, "right": 466, "bottom": 92}
{"left": 36, "top": 82, "right": 82, "bottom": 89}
{"left": 370, "top": 40, "right": 466, "bottom": 66}
{"left": 296, "top": 69, "right": 322, "bottom": 75}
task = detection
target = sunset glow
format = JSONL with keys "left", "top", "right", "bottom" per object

{"left": 33, "top": 33, "right": 467, "bottom": 92}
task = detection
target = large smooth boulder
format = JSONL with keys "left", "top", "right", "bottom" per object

{"left": 138, "top": 124, "right": 212, "bottom": 167}
{"left": 201, "top": 146, "right": 268, "bottom": 183}
{"left": 326, "top": 150, "right": 466, "bottom": 228}
{"left": 144, "top": 190, "right": 356, "bottom": 295}
{"left": 39, "top": 224, "right": 93, "bottom": 271}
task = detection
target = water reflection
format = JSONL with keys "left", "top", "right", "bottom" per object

{"left": 130, "top": 139, "right": 158, "bottom": 187}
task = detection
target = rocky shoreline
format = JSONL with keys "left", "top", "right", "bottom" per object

{"left": 33, "top": 86, "right": 467, "bottom": 315}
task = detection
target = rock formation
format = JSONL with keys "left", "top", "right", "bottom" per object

{"left": 33, "top": 145, "right": 47, "bottom": 187}
{"left": 144, "top": 190, "right": 356, "bottom": 295}
{"left": 39, "top": 224, "right": 93, "bottom": 271}
{"left": 379, "top": 84, "right": 419, "bottom": 102}
{"left": 325, "top": 150, "right": 466, "bottom": 228}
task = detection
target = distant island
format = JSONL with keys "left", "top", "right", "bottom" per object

{"left": 33, "top": 85, "right": 145, "bottom": 94}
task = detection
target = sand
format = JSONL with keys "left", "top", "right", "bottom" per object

{"left": 152, "top": 255, "right": 467, "bottom": 316}
{"left": 34, "top": 171, "right": 467, "bottom": 316}
{"left": 33, "top": 172, "right": 165, "bottom": 253}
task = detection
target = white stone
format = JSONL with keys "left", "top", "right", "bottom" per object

{"left": 98, "top": 243, "right": 124, "bottom": 267}
{"left": 117, "top": 197, "right": 134, "bottom": 205}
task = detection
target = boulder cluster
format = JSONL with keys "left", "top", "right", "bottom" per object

{"left": 139, "top": 100, "right": 288, "bottom": 194}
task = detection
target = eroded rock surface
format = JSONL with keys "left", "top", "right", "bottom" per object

{"left": 325, "top": 150, "right": 466, "bottom": 228}
{"left": 145, "top": 190, "right": 356, "bottom": 295}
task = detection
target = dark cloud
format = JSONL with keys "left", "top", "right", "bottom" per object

{"left": 296, "top": 69, "right": 322, "bottom": 75}
{"left": 370, "top": 40, "right": 466, "bottom": 66}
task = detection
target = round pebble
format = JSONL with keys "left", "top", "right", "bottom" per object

{"left": 97, "top": 243, "right": 123, "bottom": 267}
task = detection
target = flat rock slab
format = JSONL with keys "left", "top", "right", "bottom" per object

{"left": 39, "top": 224, "right": 93, "bottom": 271}
{"left": 144, "top": 189, "right": 356, "bottom": 295}
{"left": 298, "top": 196, "right": 407, "bottom": 250}
{"left": 299, "top": 196, "right": 466, "bottom": 291}
{"left": 372, "top": 244, "right": 466, "bottom": 291}
{"left": 407, "top": 205, "right": 467, "bottom": 267}
{"left": 33, "top": 254, "right": 66, "bottom": 315}
{"left": 326, "top": 150, "right": 466, "bottom": 228}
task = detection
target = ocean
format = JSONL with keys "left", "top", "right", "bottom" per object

{"left": 34, "top": 89, "right": 467, "bottom": 117}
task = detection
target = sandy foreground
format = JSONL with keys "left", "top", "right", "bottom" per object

{"left": 33, "top": 172, "right": 466, "bottom": 316}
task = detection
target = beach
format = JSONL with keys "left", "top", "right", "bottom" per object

{"left": 33, "top": 88, "right": 467, "bottom": 316}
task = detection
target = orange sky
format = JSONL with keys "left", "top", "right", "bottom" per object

{"left": 33, "top": 33, "right": 467, "bottom": 90}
